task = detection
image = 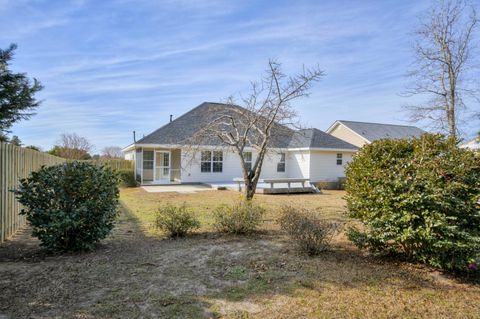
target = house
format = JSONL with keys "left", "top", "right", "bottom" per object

{"left": 122, "top": 102, "right": 358, "bottom": 186}
{"left": 326, "top": 120, "right": 425, "bottom": 147}
{"left": 460, "top": 137, "right": 480, "bottom": 151}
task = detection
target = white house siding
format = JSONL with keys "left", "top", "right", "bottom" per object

{"left": 329, "top": 124, "right": 368, "bottom": 148}
{"left": 308, "top": 150, "right": 355, "bottom": 182}
{"left": 179, "top": 148, "right": 289, "bottom": 183}
{"left": 180, "top": 149, "right": 242, "bottom": 183}
{"left": 124, "top": 150, "right": 135, "bottom": 160}
{"left": 259, "top": 151, "right": 288, "bottom": 179}
{"left": 286, "top": 151, "right": 310, "bottom": 179}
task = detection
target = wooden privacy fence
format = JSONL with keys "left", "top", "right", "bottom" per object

{"left": 83, "top": 159, "right": 134, "bottom": 171}
{"left": 0, "top": 142, "right": 66, "bottom": 243}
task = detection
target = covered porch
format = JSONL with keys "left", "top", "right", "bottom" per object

{"left": 134, "top": 147, "right": 182, "bottom": 185}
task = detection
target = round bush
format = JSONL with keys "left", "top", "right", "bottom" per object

{"left": 345, "top": 134, "right": 480, "bottom": 271}
{"left": 16, "top": 161, "right": 120, "bottom": 251}
{"left": 213, "top": 200, "right": 265, "bottom": 234}
{"left": 117, "top": 168, "right": 137, "bottom": 187}
{"left": 154, "top": 203, "right": 200, "bottom": 237}
{"left": 279, "top": 206, "right": 340, "bottom": 255}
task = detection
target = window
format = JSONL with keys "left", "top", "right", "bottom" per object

{"left": 277, "top": 153, "right": 286, "bottom": 172}
{"left": 201, "top": 151, "right": 211, "bottom": 172}
{"left": 243, "top": 151, "right": 252, "bottom": 172}
{"left": 143, "top": 150, "right": 154, "bottom": 169}
{"left": 201, "top": 150, "right": 223, "bottom": 173}
{"left": 336, "top": 153, "right": 343, "bottom": 165}
{"left": 212, "top": 151, "right": 223, "bottom": 172}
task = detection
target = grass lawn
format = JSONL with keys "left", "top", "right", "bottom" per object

{"left": 1, "top": 187, "right": 479, "bottom": 318}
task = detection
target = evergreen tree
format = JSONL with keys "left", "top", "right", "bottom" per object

{"left": 25, "top": 145, "right": 41, "bottom": 151}
{"left": 9, "top": 135, "right": 21, "bottom": 146}
{"left": 0, "top": 44, "right": 43, "bottom": 135}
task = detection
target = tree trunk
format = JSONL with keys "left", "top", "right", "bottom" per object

{"left": 245, "top": 184, "right": 255, "bottom": 200}
{"left": 244, "top": 178, "right": 257, "bottom": 200}
{"left": 447, "top": 104, "right": 456, "bottom": 137}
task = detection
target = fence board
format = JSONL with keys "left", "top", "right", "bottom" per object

{"left": 0, "top": 146, "right": 134, "bottom": 243}
{"left": 83, "top": 159, "right": 134, "bottom": 171}
{"left": 0, "top": 142, "right": 66, "bottom": 243}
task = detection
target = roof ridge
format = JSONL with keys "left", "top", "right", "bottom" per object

{"left": 136, "top": 102, "right": 212, "bottom": 143}
{"left": 311, "top": 127, "right": 358, "bottom": 149}
{"left": 290, "top": 127, "right": 358, "bottom": 149}
{"left": 338, "top": 120, "right": 420, "bottom": 128}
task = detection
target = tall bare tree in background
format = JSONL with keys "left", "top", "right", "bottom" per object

{"left": 404, "top": 0, "right": 478, "bottom": 137}
{"left": 101, "top": 146, "right": 123, "bottom": 159}
{"left": 50, "top": 133, "right": 93, "bottom": 160}
{"left": 191, "top": 60, "right": 324, "bottom": 199}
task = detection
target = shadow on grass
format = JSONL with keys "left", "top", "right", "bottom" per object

{"left": 0, "top": 201, "right": 152, "bottom": 262}
{"left": 1, "top": 199, "right": 478, "bottom": 318}
{"left": 203, "top": 234, "right": 480, "bottom": 312}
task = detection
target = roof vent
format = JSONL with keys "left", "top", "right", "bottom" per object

{"left": 170, "top": 114, "right": 173, "bottom": 122}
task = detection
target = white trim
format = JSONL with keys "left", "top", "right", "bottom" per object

{"left": 123, "top": 143, "right": 280, "bottom": 152}
{"left": 277, "top": 152, "right": 286, "bottom": 173}
{"left": 288, "top": 147, "right": 357, "bottom": 152}
{"left": 141, "top": 148, "right": 143, "bottom": 184}
{"left": 326, "top": 121, "right": 371, "bottom": 144}
{"left": 125, "top": 143, "right": 356, "bottom": 153}
{"left": 122, "top": 143, "right": 136, "bottom": 152}
{"left": 133, "top": 150, "right": 136, "bottom": 181}
{"left": 200, "top": 150, "right": 224, "bottom": 173}
{"left": 325, "top": 120, "right": 341, "bottom": 134}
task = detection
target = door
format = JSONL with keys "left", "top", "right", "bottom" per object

{"left": 155, "top": 151, "right": 170, "bottom": 182}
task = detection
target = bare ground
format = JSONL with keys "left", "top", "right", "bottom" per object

{"left": 0, "top": 189, "right": 479, "bottom": 318}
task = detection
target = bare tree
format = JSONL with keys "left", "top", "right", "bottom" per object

{"left": 52, "top": 133, "right": 93, "bottom": 160}
{"left": 101, "top": 146, "right": 123, "bottom": 159}
{"left": 189, "top": 60, "right": 324, "bottom": 199}
{"left": 403, "top": 0, "right": 478, "bottom": 137}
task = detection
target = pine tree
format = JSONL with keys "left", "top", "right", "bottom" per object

{"left": 0, "top": 44, "right": 43, "bottom": 135}
{"left": 9, "top": 135, "right": 21, "bottom": 146}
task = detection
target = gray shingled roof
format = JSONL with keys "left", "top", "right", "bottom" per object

{"left": 288, "top": 128, "right": 357, "bottom": 150}
{"left": 337, "top": 120, "right": 425, "bottom": 142}
{"left": 136, "top": 102, "right": 357, "bottom": 150}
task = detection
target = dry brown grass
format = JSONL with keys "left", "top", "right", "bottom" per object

{"left": 0, "top": 187, "right": 478, "bottom": 318}
{"left": 120, "top": 188, "right": 347, "bottom": 235}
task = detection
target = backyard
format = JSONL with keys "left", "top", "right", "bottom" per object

{"left": 1, "top": 188, "right": 479, "bottom": 318}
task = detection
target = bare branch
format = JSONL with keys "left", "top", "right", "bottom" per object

{"left": 403, "top": 0, "right": 479, "bottom": 137}
{"left": 185, "top": 60, "right": 324, "bottom": 199}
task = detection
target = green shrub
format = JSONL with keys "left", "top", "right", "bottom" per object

{"left": 213, "top": 200, "right": 265, "bottom": 234}
{"left": 279, "top": 206, "right": 339, "bottom": 255}
{"left": 154, "top": 203, "right": 200, "bottom": 237}
{"left": 117, "top": 169, "right": 137, "bottom": 187}
{"left": 345, "top": 134, "right": 480, "bottom": 271}
{"left": 15, "top": 161, "right": 120, "bottom": 251}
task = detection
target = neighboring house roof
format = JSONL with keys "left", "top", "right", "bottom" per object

{"left": 289, "top": 128, "right": 357, "bottom": 150}
{"left": 129, "top": 102, "right": 357, "bottom": 151}
{"left": 460, "top": 138, "right": 480, "bottom": 150}
{"left": 327, "top": 120, "right": 425, "bottom": 143}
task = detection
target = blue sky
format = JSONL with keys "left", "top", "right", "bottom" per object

{"left": 1, "top": 0, "right": 478, "bottom": 152}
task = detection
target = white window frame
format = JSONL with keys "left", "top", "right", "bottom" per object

{"left": 200, "top": 150, "right": 223, "bottom": 173}
{"left": 142, "top": 150, "right": 154, "bottom": 181}
{"left": 336, "top": 153, "right": 343, "bottom": 165}
{"left": 243, "top": 151, "right": 252, "bottom": 172}
{"left": 277, "top": 152, "right": 286, "bottom": 172}
{"left": 212, "top": 151, "right": 223, "bottom": 173}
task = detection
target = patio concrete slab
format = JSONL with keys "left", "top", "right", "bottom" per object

{"left": 141, "top": 184, "right": 213, "bottom": 194}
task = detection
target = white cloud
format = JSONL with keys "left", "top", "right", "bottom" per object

{"left": 4, "top": 0, "right": 479, "bottom": 149}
